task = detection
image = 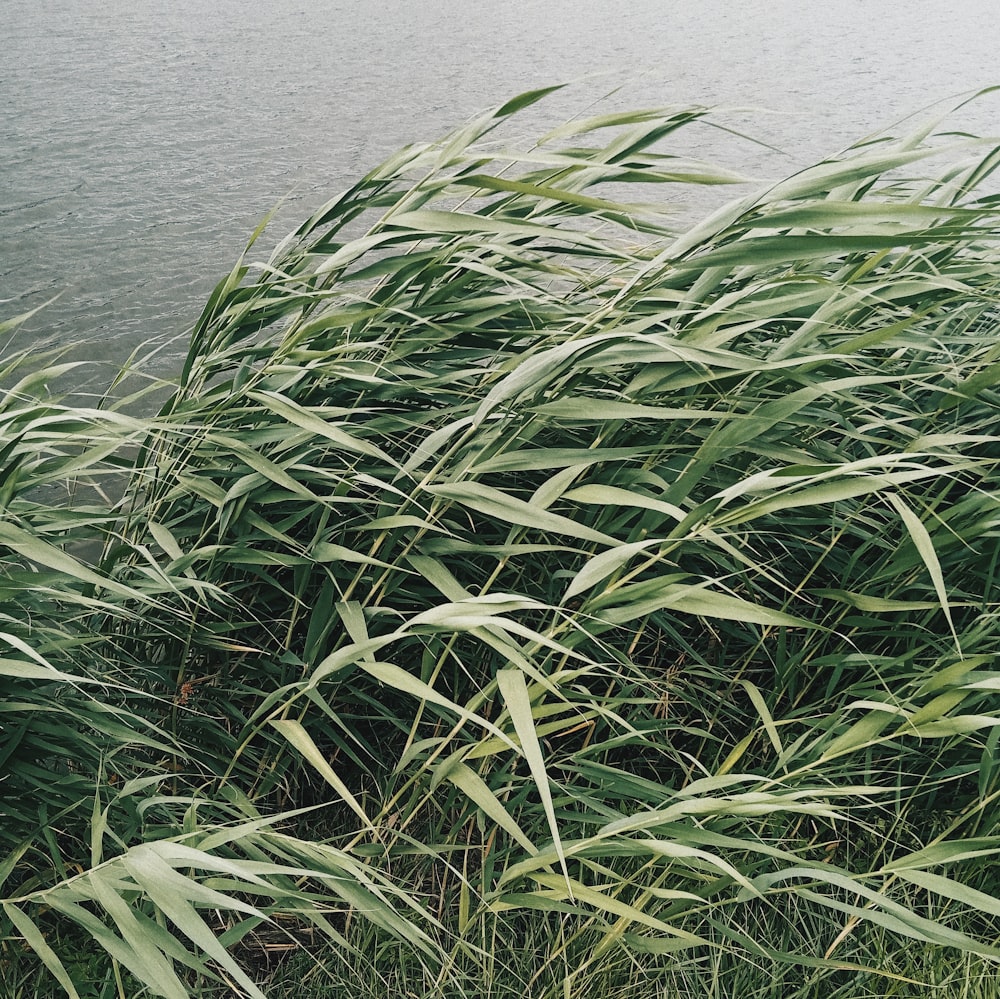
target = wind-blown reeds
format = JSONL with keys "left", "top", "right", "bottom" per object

{"left": 4, "top": 87, "right": 1000, "bottom": 997}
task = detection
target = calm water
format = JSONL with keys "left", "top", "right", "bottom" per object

{"left": 3, "top": 0, "right": 1000, "bottom": 384}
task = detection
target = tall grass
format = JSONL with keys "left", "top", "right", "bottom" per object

{"left": 4, "top": 87, "right": 1000, "bottom": 997}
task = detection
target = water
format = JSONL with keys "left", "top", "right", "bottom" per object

{"left": 3, "top": 0, "right": 1000, "bottom": 385}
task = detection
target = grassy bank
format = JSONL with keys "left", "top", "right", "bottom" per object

{"left": 3, "top": 88, "right": 1000, "bottom": 997}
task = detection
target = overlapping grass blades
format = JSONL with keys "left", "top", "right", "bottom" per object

{"left": 4, "top": 89, "right": 1000, "bottom": 996}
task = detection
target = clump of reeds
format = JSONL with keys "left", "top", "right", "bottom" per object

{"left": 4, "top": 87, "right": 1000, "bottom": 998}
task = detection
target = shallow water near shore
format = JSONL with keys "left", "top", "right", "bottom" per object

{"left": 4, "top": 0, "right": 1000, "bottom": 387}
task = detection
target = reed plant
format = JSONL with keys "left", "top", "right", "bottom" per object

{"left": 3, "top": 87, "right": 1000, "bottom": 997}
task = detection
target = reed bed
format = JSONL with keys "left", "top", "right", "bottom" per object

{"left": 3, "top": 88, "right": 1000, "bottom": 997}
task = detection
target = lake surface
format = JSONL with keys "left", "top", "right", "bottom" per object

{"left": 4, "top": 0, "right": 1000, "bottom": 387}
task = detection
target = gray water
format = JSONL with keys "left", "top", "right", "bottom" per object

{"left": 4, "top": 0, "right": 1000, "bottom": 385}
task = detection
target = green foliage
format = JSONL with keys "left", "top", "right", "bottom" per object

{"left": 4, "top": 89, "right": 1000, "bottom": 996}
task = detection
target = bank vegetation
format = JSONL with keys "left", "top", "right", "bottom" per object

{"left": 3, "top": 87, "right": 1000, "bottom": 997}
